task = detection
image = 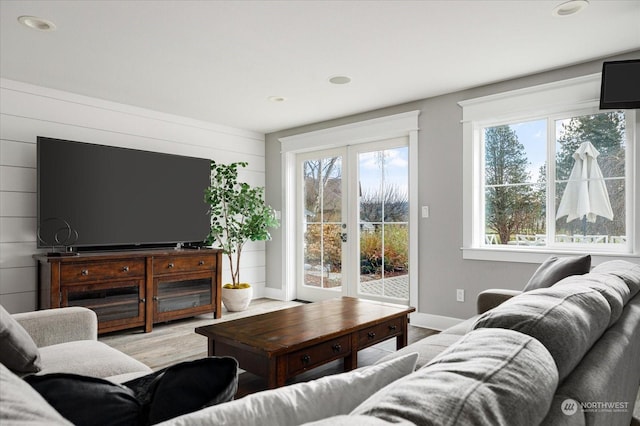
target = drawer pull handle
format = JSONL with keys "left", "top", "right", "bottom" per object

{"left": 168, "top": 263, "right": 175, "bottom": 269}
{"left": 199, "top": 260, "right": 205, "bottom": 266}
{"left": 301, "top": 354, "right": 311, "bottom": 364}
{"left": 81, "top": 269, "right": 89, "bottom": 276}
{"left": 122, "top": 266, "right": 130, "bottom": 272}
{"left": 388, "top": 324, "right": 397, "bottom": 331}
{"left": 368, "top": 331, "right": 376, "bottom": 339}
{"left": 153, "top": 296, "right": 159, "bottom": 301}
{"left": 332, "top": 343, "right": 342, "bottom": 353}
{"left": 140, "top": 298, "right": 146, "bottom": 303}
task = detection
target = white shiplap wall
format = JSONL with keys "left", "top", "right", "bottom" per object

{"left": 0, "top": 78, "right": 267, "bottom": 313}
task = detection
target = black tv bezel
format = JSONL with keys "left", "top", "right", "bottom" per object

{"left": 599, "top": 59, "right": 640, "bottom": 110}
{"left": 36, "top": 136, "right": 211, "bottom": 252}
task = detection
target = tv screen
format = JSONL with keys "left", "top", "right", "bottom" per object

{"left": 37, "top": 137, "right": 211, "bottom": 250}
{"left": 599, "top": 59, "right": 640, "bottom": 109}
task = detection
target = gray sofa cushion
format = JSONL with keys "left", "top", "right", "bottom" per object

{"left": 375, "top": 333, "right": 463, "bottom": 370}
{"left": 543, "top": 292, "right": 640, "bottom": 426}
{"left": 592, "top": 260, "right": 640, "bottom": 297}
{"left": 472, "top": 284, "right": 610, "bottom": 381}
{"left": 555, "top": 272, "right": 629, "bottom": 326}
{"left": 0, "top": 305, "right": 42, "bottom": 374}
{"left": 38, "top": 340, "right": 151, "bottom": 379}
{"left": 0, "top": 363, "right": 71, "bottom": 425}
{"left": 523, "top": 255, "right": 591, "bottom": 292}
{"left": 348, "top": 328, "right": 558, "bottom": 426}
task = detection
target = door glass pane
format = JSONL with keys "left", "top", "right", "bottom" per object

{"left": 555, "top": 111, "right": 626, "bottom": 244}
{"left": 303, "top": 156, "right": 343, "bottom": 289}
{"left": 358, "top": 147, "right": 409, "bottom": 300}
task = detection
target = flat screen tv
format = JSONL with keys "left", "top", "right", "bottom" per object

{"left": 599, "top": 59, "right": 640, "bottom": 109}
{"left": 37, "top": 137, "right": 211, "bottom": 251}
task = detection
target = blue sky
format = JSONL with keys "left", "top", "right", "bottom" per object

{"left": 511, "top": 119, "right": 547, "bottom": 182}
{"left": 358, "top": 147, "right": 409, "bottom": 195}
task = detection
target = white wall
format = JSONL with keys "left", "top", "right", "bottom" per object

{"left": 0, "top": 78, "right": 266, "bottom": 313}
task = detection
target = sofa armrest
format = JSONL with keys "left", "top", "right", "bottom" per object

{"left": 477, "top": 289, "right": 522, "bottom": 314}
{"left": 12, "top": 307, "right": 98, "bottom": 348}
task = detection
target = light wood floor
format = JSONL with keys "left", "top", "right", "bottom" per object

{"left": 100, "top": 298, "right": 436, "bottom": 397}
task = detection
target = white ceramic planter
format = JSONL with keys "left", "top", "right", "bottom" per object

{"left": 221, "top": 286, "right": 253, "bottom": 312}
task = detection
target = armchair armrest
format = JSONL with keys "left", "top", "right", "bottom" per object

{"left": 477, "top": 289, "right": 522, "bottom": 314}
{"left": 12, "top": 307, "right": 98, "bottom": 348}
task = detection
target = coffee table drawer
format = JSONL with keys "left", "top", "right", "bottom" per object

{"left": 287, "top": 335, "right": 351, "bottom": 376}
{"left": 358, "top": 318, "right": 403, "bottom": 348}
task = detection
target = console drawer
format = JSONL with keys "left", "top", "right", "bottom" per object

{"left": 358, "top": 318, "right": 403, "bottom": 349}
{"left": 60, "top": 259, "right": 145, "bottom": 283}
{"left": 287, "top": 335, "right": 351, "bottom": 376}
{"left": 153, "top": 254, "right": 217, "bottom": 275}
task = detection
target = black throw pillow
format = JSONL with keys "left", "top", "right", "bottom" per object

{"left": 24, "top": 373, "right": 141, "bottom": 426}
{"left": 523, "top": 254, "right": 591, "bottom": 292}
{"left": 124, "top": 356, "right": 238, "bottom": 425}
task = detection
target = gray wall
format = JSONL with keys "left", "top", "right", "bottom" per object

{"left": 264, "top": 50, "right": 640, "bottom": 320}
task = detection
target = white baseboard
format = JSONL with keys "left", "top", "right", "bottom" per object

{"left": 259, "top": 286, "right": 287, "bottom": 301}
{"left": 410, "top": 312, "right": 464, "bottom": 331}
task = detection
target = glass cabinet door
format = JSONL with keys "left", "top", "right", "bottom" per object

{"left": 63, "top": 280, "right": 145, "bottom": 331}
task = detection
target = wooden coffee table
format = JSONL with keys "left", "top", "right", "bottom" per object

{"left": 196, "top": 297, "right": 415, "bottom": 388}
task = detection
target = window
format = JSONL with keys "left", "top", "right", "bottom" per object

{"left": 461, "top": 75, "right": 637, "bottom": 262}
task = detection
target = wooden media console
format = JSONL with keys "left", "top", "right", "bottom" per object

{"left": 35, "top": 248, "right": 222, "bottom": 334}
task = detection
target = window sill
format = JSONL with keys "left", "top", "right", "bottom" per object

{"left": 461, "top": 246, "right": 640, "bottom": 265}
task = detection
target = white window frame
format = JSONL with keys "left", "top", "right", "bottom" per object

{"left": 460, "top": 74, "right": 639, "bottom": 264}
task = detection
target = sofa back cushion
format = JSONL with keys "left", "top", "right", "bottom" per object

{"left": 472, "top": 284, "right": 610, "bottom": 381}
{"left": 591, "top": 260, "right": 640, "bottom": 297}
{"left": 0, "top": 305, "right": 42, "bottom": 375}
{"left": 523, "top": 255, "right": 591, "bottom": 292}
{"left": 555, "top": 272, "right": 629, "bottom": 326}
{"left": 543, "top": 292, "right": 640, "bottom": 426}
{"left": 346, "top": 328, "right": 558, "bottom": 426}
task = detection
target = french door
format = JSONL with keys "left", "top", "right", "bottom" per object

{"left": 296, "top": 138, "right": 410, "bottom": 305}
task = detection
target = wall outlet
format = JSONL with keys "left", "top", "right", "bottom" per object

{"left": 456, "top": 289, "right": 465, "bottom": 302}
{"left": 421, "top": 206, "right": 430, "bottom": 218}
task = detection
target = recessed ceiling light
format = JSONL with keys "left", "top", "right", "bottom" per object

{"left": 268, "top": 96, "right": 287, "bottom": 103}
{"left": 18, "top": 15, "right": 57, "bottom": 31}
{"left": 552, "top": 0, "right": 589, "bottom": 17}
{"left": 329, "top": 75, "right": 352, "bottom": 85}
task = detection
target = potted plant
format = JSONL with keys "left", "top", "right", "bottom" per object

{"left": 205, "top": 161, "right": 279, "bottom": 311}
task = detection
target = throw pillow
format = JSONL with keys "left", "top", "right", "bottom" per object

{"left": 0, "top": 304, "right": 42, "bottom": 374}
{"left": 162, "top": 352, "right": 419, "bottom": 426}
{"left": 24, "top": 373, "right": 141, "bottom": 426}
{"left": 346, "top": 329, "right": 558, "bottom": 426}
{"left": 522, "top": 254, "right": 591, "bottom": 292}
{"left": 0, "top": 363, "right": 71, "bottom": 425}
{"left": 124, "top": 356, "right": 239, "bottom": 425}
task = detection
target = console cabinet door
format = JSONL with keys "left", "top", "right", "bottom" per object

{"left": 62, "top": 279, "right": 146, "bottom": 333}
{"left": 153, "top": 272, "right": 214, "bottom": 323}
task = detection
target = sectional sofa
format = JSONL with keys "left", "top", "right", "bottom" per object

{"left": 1, "top": 258, "right": 639, "bottom": 425}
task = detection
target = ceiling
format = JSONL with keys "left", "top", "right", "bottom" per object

{"left": 1, "top": 1, "right": 639, "bottom": 134}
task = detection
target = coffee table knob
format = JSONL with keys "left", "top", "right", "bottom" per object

{"left": 301, "top": 354, "right": 311, "bottom": 364}
{"left": 332, "top": 343, "right": 342, "bottom": 353}
{"left": 368, "top": 331, "right": 376, "bottom": 339}
{"left": 388, "top": 324, "right": 397, "bottom": 331}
